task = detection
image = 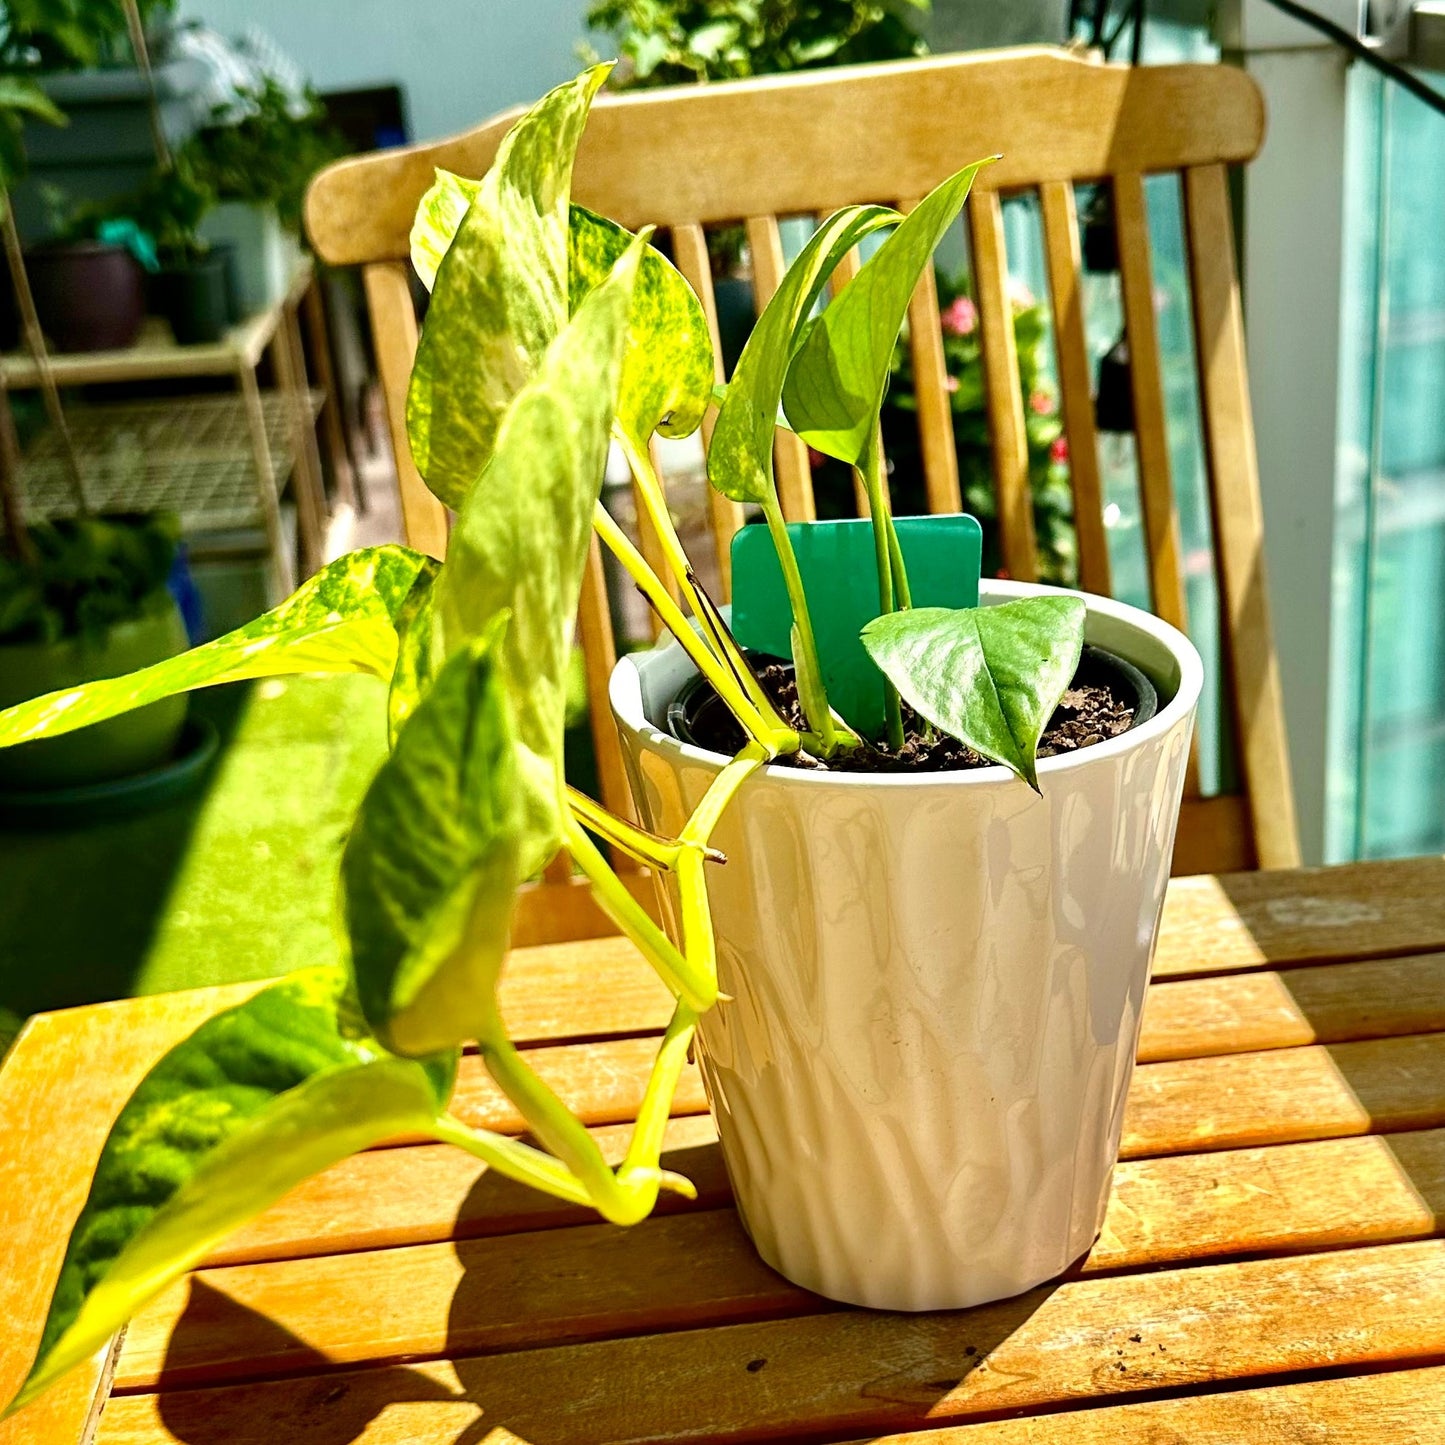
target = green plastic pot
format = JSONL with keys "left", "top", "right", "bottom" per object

{"left": 0, "top": 591, "right": 189, "bottom": 790}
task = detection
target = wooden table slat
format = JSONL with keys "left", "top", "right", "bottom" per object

{"left": 1153, "top": 856, "right": 1445, "bottom": 978}
{"left": 96, "top": 1239, "right": 1445, "bottom": 1445}
{"left": 4, "top": 857, "right": 1445, "bottom": 1445}
{"left": 1121, "top": 1029, "right": 1445, "bottom": 1157}
{"left": 872, "top": 1364, "right": 1445, "bottom": 1444}
{"left": 117, "top": 1124, "right": 1445, "bottom": 1393}
{"left": 1138, "top": 949, "right": 1445, "bottom": 1061}
{"left": 196, "top": 1119, "right": 1445, "bottom": 1283}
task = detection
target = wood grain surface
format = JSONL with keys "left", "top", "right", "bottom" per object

{"left": 3, "top": 858, "right": 1443, "bottom": 1444}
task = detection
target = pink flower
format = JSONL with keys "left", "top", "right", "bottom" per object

{"left": 945, "top": 374, "right": 960, "bottom": 394}
{"left": 1029, "top": 389, "right": 1054, "bottom": 416}
{"left": 1008, "top": 278, "right": 1036, "bottom": 312}
{"left": 940, "top": 296, "right": 977, "bottom": 338}
{"left": 1050, "top": 435, "right": 1069, "bottom": 465}
{"left": 807, "top": 446, "right": 825, "bottom": 469}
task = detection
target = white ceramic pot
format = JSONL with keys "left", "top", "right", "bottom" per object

{"left": 609, "top": 580, "right": 1203, "bottom": 1312}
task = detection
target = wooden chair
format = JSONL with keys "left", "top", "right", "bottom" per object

{"left": 306, "top": 47, "right": 1300, "bottom": 943}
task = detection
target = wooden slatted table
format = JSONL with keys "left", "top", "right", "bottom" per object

{"left": 3, "top": 856, "right": 1445, "bottom": 1444}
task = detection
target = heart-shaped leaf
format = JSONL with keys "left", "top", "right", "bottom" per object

{"left": 0, "top": 546, "right": 436, "bottom": 749}
{"left": 568, "top": 204, "right": 713, "bottom": 446}
{"left": 344, "top": 628, "right": 520, "bottom": 1057}
{"left": 405, "top": 65, "right": 609, "bottom": 508}
{"left": 414, "top": 184, "right": 714, "bottom": 453}
{"left": 861, "top": 596, "right": 1087, "bottom": 790}
{"left": 783, "top": 159, "right": 991, "bottom": 465}
{"left": 5, "top": 968, "right": 456, "bottom": 1418}
{"left": 435, "top": 235, "right": 641, "bottom": 874}
{"left": 708, "top": 203, "right": 900, "bottom": 505}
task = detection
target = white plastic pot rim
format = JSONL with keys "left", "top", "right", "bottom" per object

{"left": 610, "top": 578, "right": 1206, "bottom": 791}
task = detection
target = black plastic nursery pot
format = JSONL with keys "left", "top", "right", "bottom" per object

{"left": 154, "top": 253, "right": 231, "bottom": 345}
{"left": 25, "top": 242, "right": 146, "bottom": 353}
{"left": 666, "top": 643, "right": 1159, "bottom": 759}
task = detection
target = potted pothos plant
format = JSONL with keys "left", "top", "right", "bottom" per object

{"left": 0, "top": 63, "right": 1199, "bottom": 1421}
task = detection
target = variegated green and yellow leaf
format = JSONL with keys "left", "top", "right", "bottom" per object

{"left": 344, "top": 630, "right": 520, "bottom": 1056}
{"left": 434, "top": 237, "right": 640, "bottom": 875}
{"left": 4, "top": 968, "right": 457, "bottom": 1418}
{"left": 0, "top": 546, "right": 436, "bottom": 749}
{"left": 405, "top": 65, "right": 609, "bottom": 509}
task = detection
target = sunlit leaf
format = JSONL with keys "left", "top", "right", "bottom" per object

{"left": 783, "top": 160, "right": 990, "bottom": 465}
{"left": 567, "top": 204, "right": 712, "bottom": 444}
{"left": 434, "top": 237, "right": 640, "bottom": 874}
{"left": 409, "top": 169, "right": 480, "bottom": 290}
{"left": 0, "top": 546, "right": 436, "bottom": 748}
{"left": 708, "top": 203, "right": 899, "bottom": 505}
{"left": 860, "top": 597, "right": 1087, "bottom": 790}
{"left": 405, "top": 66, "right": 609, "bottom": 508}
{"left": 412, "top": 183, "right": 712, "bottom": 451}
{"left": 386, "top": 557, "right": 442, "bottom": 744}
{"left": 5, "top": 968, "right": 456, "bottom": 1418}
{"left": 344, "top": 631, "right": 519, "bottom": 1057}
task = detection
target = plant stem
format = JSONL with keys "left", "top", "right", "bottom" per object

{"left": 565, "top": 784, "right": 699, "bottom": 871}
{"left": 859, "top": 424, "right": 905, "bottom": 749}
{"left": 563, "top": 806, "right": 718, "bottom": 1013}
{"left": 593, "top": 501, "right": 788, "bottom": 751}
{"left": 758, "top": 489, "right": 845, "bottom": 754}
{"left": 615, "top": 428, "right": 793, "bottom": 740}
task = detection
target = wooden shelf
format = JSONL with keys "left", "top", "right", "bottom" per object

{"left": 0, "top": 258, "right": 314, "bottom": 387}
{"left": 18, "top": 392, "right": 321, "bottom": 535}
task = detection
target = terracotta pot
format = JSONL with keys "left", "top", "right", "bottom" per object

{"left": 25, "top": 242, "right": 145, "bottom": 353}
{"left": 610, "top": 580, "right": 1202, "bottom": 1311}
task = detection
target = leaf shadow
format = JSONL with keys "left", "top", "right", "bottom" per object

{"left": 153, "top": 1280, "right": 491, "bottom": 1445}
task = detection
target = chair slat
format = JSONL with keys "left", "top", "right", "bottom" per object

{"left": 1114, "top": 174, "right": 1202, "bottom": 797}
{"left": 967, "top": 190, "right": 1037, "bottom": 580}
{"left": 361, "top": 262, "right": 449, "bottom": 560}
{"left": 745, "top": 215, "right": 816, "bottom": 521}
{"left": 1113, "top": 175, "right": 1187, "bottom": 633}
{"left": 901, "top": 196, "right": 963, "bottom": 516}
{"left": 1183, "top": 164, "right": 1301, "bottom": 869}
{"left": 578, "top": 533, "right": 639, "bottom": 870}
{"left": 313, "top": 54, "right": 1292, "bottom": 884}
{"left": 669, "top": 223, "right": 744, "bottom": 599}
{"left": 1039, "top": 181, "right": 1111, "bottom": 595}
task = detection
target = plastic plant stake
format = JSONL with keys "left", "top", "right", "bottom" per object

{"left": 730, "top": 514, "right": 983, "bottom": 736}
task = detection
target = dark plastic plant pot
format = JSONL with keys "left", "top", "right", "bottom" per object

{"left": 0, "top": 590, "right": 189, "bottom": 791}
{"left": 154, "top": 253, "right": 231, "bottom": 345}
{"left": 25, "top": 242, "right": 145, "bottom": 353}
{"left": 666, "top": 643, "right": 1159, "bottom": 754}
{"left": 0, "top": 283, "right": 17, "bottom": 351}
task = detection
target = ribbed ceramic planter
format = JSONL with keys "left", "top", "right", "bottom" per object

{"left": 610, "top": 580, "right": 1202, "bottom": 1311}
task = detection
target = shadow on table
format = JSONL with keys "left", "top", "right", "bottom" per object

{"left": 442, "top": 1148, "right": 1056, "bottom": 1445}
{"left": 156, "top": 1281, "right": 492, "bottom": 1445}
{"left": 153, "top": 1140, "right": 1055, "bottom": 1445}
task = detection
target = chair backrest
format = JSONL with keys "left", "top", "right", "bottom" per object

{"left": 307, "top": 46, "right": 1300, "bottom": 936}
